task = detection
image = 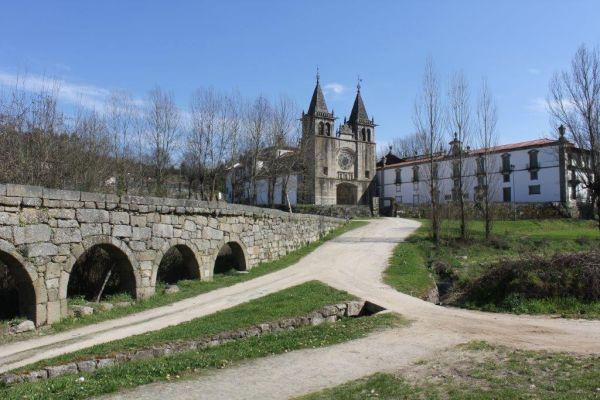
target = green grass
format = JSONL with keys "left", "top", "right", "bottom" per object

{"left": 384, "top": 241, "right": 435, "bottom": 299}
{"left": 12, "top": 281, "right": 357, "bottom": 372}
{"left": 384, "top": 219, "right": 600, "bottom": 316}
{"left": 1, "top": 312, "right": 402, "bottom": 400}
{"left": 300, "top": 341, "right": 600, "bottom": 400}
{"left": 0, "top": 220, "right": 368, "bottom": 344}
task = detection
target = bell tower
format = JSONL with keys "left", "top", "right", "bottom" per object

{"left": 299, "top": 71, "right": 336, "bottom": 204}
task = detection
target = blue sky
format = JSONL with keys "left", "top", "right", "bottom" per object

{"left": 1, "top": 1, "right": 599, "bottom": 148}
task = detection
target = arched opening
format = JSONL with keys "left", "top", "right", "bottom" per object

{"left": 157, "top": 245, "right": 200, "bottom": 284}
{"left": 325, "top": 122, "right": 331, "bottom": 136}
{"left": 318, "top": 122, "right": 324, "bottom": 135}
{"left": 0, "top": 251, "right": 36, "bottom": 322}
{"left": 361, "top": 128, "right": 366, "bottom": 141}
{"left": 68, "top": 243, "right": 136, "bottom": 302}
{"left": 336, "top": 182, "right": 357, "bottom": 205}
{"left": 214, "top": 242, "right": 247, "bottom": 275}
{"left": 367, "top": 129, "right": 371, "bottom": 142}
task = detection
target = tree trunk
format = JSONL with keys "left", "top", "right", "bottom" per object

{"left": 95, "top": 268, "right": 113, "bottom": 303}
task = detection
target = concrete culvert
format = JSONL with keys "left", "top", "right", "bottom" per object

{"left": 157, "top": 245, "right": 200, "bottom": 284}
{"left": 67, "top": 244, "right": 136, "bottom": 302}
{"left": 214, "top": 242, "right": 247, "bottom": 275}
{"left": 0, "top": 252, "right": 36, "bottom": 322}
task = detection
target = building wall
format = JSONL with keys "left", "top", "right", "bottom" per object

{"left": 0, "top": 184, "right": 343, "bottom": 326}
{"left": 377, "top": 143, "right": 576, "bottom": 205}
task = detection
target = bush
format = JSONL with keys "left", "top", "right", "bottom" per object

{"left": 456, "top": 251, "right": 600, "bottom": 307}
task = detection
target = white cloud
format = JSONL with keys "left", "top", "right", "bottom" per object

{"left": 0, "top": 70, "right": 145, "bottom": 113}
{"left": 528, "top": 68, "right": 541, "bottom": 75}
{"left": 324, "top": 82, "right": 347, "bottom": 95}
{"left": 527, "top": 97, "right": 548, "bottom": 113}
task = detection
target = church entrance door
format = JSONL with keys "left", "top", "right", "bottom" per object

{"left": 336, "top": 183, "right": 357, "bottom": 205}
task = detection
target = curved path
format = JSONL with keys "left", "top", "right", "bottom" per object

{"left": 1, "top": 218, "right": 599, "bottom": 398}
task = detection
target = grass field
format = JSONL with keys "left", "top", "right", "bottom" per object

{"left": 300, "top": 341, "right": 600, "bottom": 400}
{"left": 0, "top": 220, "right": 368, "bottom": 344}
{"left": 385, "top": 219, "right": 600, "bottom": 317}
{"left": 2, "top": 282, "right": 403, "bottom": 400}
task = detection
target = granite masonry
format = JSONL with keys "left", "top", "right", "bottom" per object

{"left": 0, "top": 184, "right": 344, "bottom": 326}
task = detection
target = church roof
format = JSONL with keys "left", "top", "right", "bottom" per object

{"left": 348, "top": 89, "right": 371, "bottom": 125}
{"left": 307, "top": 80, "right": 329, "bottom": 115}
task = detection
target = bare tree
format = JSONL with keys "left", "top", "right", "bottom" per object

{"left": 106, "top": 90, "right": 138, "bottom": 194}
{"left": 414, "top": 58, "right": 445, "bottom": 245}
{"left": 244, "top": 95, "right": 272, "bottom": 205}
{"left": 146, "top": 87, "right": 180, "bottom": 196}
{"left": 548, "top": 44, "right": 600, "bottom": 229}
{"left": 476, "top": 78, "right": 499, "bottom": 239}
{"left": 447, "top": 71, "right": 472, "bottom": 239}
{"left": 391, "top": 132, "right": 423, "bottom": 158}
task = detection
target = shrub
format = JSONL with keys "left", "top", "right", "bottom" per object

{"left": 456, "top": 251, "right": 600, "bottom": 307}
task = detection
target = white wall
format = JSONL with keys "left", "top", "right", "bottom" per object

{"left": 377, "top": 144, "right": 567, "bottom": 204}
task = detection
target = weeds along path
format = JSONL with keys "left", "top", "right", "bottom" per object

{"left": 2, "top": 218, "right": 600, "bottom": 382}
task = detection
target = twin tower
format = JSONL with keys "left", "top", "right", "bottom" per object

{"left": 299, "top": 76, "right": 377, "bottom": 206}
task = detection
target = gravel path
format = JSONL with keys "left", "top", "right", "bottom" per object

{"left": 2, "top": 218, "right": 599, "bottom": 399}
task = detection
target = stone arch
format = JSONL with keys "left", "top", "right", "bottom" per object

{"left": 0, "top": 240, "right": 39, "bottom": 323}
{"left": 150, "top": 239, "right": 202, "bottom": 288}
{"left": 325, "top": 122, "right": 331, "bottom": 136}
{"left": 361, "top": 128, "right": 366, "bottom": 141}
{"left": 336, "top": 182, "right": 357, "bottom": 205}
{"left": 64, "top": 236, "right": 140, "bottom": 302}
{"left": 318, "top": 121, "right": 324, "bottom": 135}
{"left": 210, "top": 238, "right": 249, "bottom": 277}
{"left": 154, "top": 243, "right": 201, "bottom": 286}
{"left": 367, "top": 129, "right": 371, "bottom": 142}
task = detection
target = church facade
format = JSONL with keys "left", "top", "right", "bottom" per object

{"left": 298, "top": 77, "right": 377, "bottom": 206}
{"left": 225, "top": 76, "right": 378, "bottom": 207}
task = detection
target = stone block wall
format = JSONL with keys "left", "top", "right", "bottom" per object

{"left": 0, "top": 184, "right": 344, "bottom": 326}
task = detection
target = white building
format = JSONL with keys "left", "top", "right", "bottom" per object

{"left": 376, "top": 132, "right": 590, "bottom": 207}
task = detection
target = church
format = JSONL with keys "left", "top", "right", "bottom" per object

{"left": 225, "top": 76, "right": 378, "bottom": 207}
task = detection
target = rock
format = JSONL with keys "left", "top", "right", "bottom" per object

{"left": 0, "top": 373, "right": 24, "bottom": 385}
{"left": 426, "top": 285, "right": 440, "bottom": 304}
{"left": 11, "top": 320, "right": 35, "bottom": 334}
{"left": 325, "top": 315, "right": 338, "bottom": 323}
{"left": 115, "top": 301, "right": 132, "bottom": 308}
{"left": 76, "top": 360, "right": 97, "bottom": 373}
{"left": 24, "top": 370, "right": 48, "bottom": 382}
{"left": 236, "top": 270, "right": 250, "bottom": 274}
{"left": 165, "top": 284, "right": 180, "bottom": 294}
{"left": 320, "top": 305, "right": 339, "bottom": 317}
{"left": 130, "top": 349, "right": 154, "bottom": 361}
{"left": 96, "top": 358, "right": 116, "bottom": 369}
{"left": 70, "top": 305, "right": 94, "bottom": 317}
{"left": 98, "top": 302, "right": 114, "bottom": 312}
{"left": 45, "top": 363, "right": 78, "bottom": 378}
{"left": 345, "top": 301, "right": 365, "bottom": 317}
{"left": 309, "top": 312, "right": 324, "bottom": 326}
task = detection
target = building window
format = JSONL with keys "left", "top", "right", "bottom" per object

{"left": 365, "top": 170, "right": 370, "bottom": 178}
{"left": 395, "top": 168, "right": 402, "bottom": 184}
{"left": 412, "top": 166, "right": 419, "bottom": 182}
{"left": 530, "top": 170, "right": 538, "bottom": 180}
{"left": 503, "top": 187, "right": 511, "bottom": 202}
{"left": 528, "top": 149, "right": 539, "bottom": 169}
{"left": 318, "top": 122, "right": 324, "bottom": 135}
{"left": 476, "top": 156, "right": 485, "bottom": 175}
{"left": 501, "top": 153, "right": 511, "bottom": 173}
{"left": 503, "top": 173, "right": 510, "bottom": 183}
{"left": 323, "top": 167, "right": 328, "bottom": 175}
{"left": 367, "top": 129, "right": 371, "bottom": 142}
{"left": 413, "top": 194, "right": 420, "bottom": 204}
{"left": 325, "top": 123, "right": 331, "bottom": 136}
{"left": 529, "top": 185, "right": 541, "bottom": 195}
{"left": 361, "top": 128, "right": 366, "bottom": 141}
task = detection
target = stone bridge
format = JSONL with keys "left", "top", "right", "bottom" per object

{"left": 0, "top": 184, "right": 343, "bottom": 326}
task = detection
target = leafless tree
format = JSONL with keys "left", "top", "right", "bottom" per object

{"left": 548, "top": 44, "right": 600, "bottom": 229}
{"left": 447, "top": 71, "right": 472, "bottom": 239}
{"left": 146, "top": 87, "right": 181, "bottom": 196}
{"left": 414, "top": 58, "right": 445, "bottom": 245}
{"left": 391, "top": 132, "right": 423, "bottom": 158}
{"left": 105, "top": 90, "right": 139, "bottom": 194}
{"left": 244, "top": 95, "right": 272, "bottom": 205}
{"left": 476, "top": 78, "right": 499, "bottom": 239}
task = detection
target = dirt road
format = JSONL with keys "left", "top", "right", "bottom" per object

{"left": 1, "top": 218, "right": 599, "bottom": 399}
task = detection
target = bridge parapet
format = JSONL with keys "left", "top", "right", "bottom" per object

{"left": 0, "top": 184, "right": 344, "bottom": 326}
